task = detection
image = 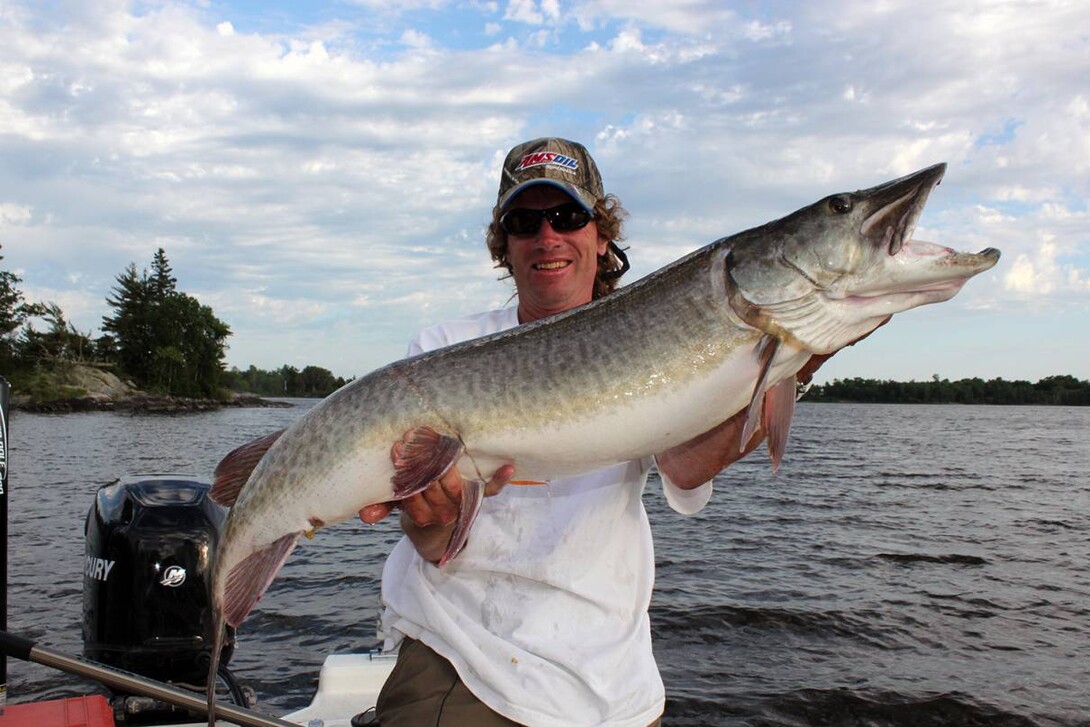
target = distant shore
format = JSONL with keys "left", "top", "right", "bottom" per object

{"left": 4, "top": 364, "right": 295, "bottom": 413}
{"left": 12, "top": 391, "right": 294, "bottom": 413}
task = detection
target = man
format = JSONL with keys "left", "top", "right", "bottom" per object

{"left": 360, "top": 138, "right": 771, "bottom": 726}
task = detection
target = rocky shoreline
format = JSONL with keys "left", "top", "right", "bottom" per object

{"left": 13, "top": 392, "right": 295, "bottom": 413}
{"left": 6, "top": 363, "right": 297, "bottom": 413}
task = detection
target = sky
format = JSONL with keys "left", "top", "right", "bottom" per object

{"left": 1, "top": 0, "right": 1087, "bottom": 384}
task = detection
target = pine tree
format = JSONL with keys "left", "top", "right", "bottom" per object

{"left": 102, "top": 250, "right": 231, "bottom": 397}
{"left": 0, "top": 244, "right": 40, "bottom": 368}
{"left": 102, "top": 263, "right": 154, "bottom": 384}
{"left": 149, "top": 247, "right": 177, "bottom": 300}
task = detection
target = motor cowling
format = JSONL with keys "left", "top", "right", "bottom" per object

{"left": 82, "top": 475, "right": 234, "bottom": 686}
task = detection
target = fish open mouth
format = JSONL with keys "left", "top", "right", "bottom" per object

{"left": 859, "top": 163, "right": 946, "bottom": 256}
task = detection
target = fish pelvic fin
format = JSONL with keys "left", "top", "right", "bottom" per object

{"left": 762, "top": 377, "right": 797, "bottom": 472}
{"left": 222, "top": 532, "right": 299, "bottom": 628}
{"left": 391, "top": 426, "right": 464, "bottom": 499}
{"left": 438, "top": 477, "right": 485, "bottom": 567}
{"left": 211, "top": 429, "right": 287, "bottom": 506}
{"left": 741, "top": 334, "right": 780, "bottom": 450}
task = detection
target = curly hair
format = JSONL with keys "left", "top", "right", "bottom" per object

{"left": 485, "top": 194, "right": 630, "bottom": 300}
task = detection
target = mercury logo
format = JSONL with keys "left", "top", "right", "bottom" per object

{"left": 85, "top": 556, "right": 115, "bottom": 582}
{"left": 160, "top": 565, "right": 187, "bottom": 587}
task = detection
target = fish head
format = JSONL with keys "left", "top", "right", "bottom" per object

{"left": 726, "top": 163, "right": 1001, "bottom": 353}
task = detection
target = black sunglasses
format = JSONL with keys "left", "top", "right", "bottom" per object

{"left": 499, "top": 202, "right": 595, "bottom": 236}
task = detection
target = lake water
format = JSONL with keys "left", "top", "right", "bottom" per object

{"left": 4, "top": 402, "right": 1089, "bottom": 725}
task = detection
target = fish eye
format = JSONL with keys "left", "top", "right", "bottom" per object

{"left": 829, "top": 196, "right": 852, "bottom": 214}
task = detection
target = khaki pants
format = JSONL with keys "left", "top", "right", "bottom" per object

{"left": 371, "top": 638, "right": 663, "bottom": 727}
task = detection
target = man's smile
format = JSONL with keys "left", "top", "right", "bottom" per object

{"left": 532, "top": 260, "right": 571, "bottom": 271}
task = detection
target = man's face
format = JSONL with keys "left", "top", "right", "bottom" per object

{"left": 505, "top": 185, "right": 607, "bottom": 323}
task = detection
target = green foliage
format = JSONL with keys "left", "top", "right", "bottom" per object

{"left": 223, "top": 364, "right": 350, "bottom": 398}
{"left": 1, "top": 244, "right": 35, "bottom": 369}
{"left": 16, "top": 369, "right": 88, "bottom": 403}
{"left": 807, "top": 376, "right": 1090, "bottom": 406}
{"left": 101, "top": 248, "right": 231, "bottom": 398}
{"left": 3, "top": 243, "right": 348, "bottom": 404}
{"left": 2, "top": 245, "right": 100, "bottom": 379}
{"left": 17, "top": 302, "right": 95, "bottom": 365}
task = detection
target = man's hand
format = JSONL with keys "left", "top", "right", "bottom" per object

{"left": 358, "top": 432, "right": 515, "bottom": 563}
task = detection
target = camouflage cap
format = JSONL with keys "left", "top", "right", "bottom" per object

{"left": 497, "top": 137, "right": 604, "bottom": 213}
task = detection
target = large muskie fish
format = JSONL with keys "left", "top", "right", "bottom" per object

{"left": 204, "top": 163, "right": 998, "bottom": 721}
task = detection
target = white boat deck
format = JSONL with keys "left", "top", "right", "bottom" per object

{"left": 171, "top": 651, "right": 397, "bottom": 727}
{"left": 281, "top": 652, "right": 397, "bottom": 726}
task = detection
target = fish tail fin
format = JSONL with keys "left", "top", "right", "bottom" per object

{"left": 222, "top": 532, "right": 299, "bottom": 628}
{"left": 762, "top": 377, "right": 797, "bottom": 472}
{"left": 391, "top": 426, "right": 464, "bottom": 498}
{"left": 211, "top": 429, "right": 287, "bottom": 506}
{"left": 437, "top": 477, "right": 485, "bottom": 567}
{"left": 205, "top": 612, "right": 225, "bottom": 726}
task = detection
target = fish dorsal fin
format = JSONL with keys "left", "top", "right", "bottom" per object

{"left": 391, "top": 426, "right": 464, "bottom": 499}
{"left": 740, "top": 334, "right": 781, "bottom": 451}
{"left": 211, "top": 429, "right": 286, "bottom": 506}
{"left": 222, "top": 532, "right": 299, "bottom": 628}
{"left": 762, "top": 377, "right": 797, "bottom": 472}
{"left": 438, "top": 477, "right": 485, "bottom": 567}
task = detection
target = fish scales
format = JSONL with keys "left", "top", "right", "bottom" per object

{"left": 406, "top": 247, "right": 745, "bottom": 425}
{"left": 383, "top": 249, "right": 759, "bottom": 475}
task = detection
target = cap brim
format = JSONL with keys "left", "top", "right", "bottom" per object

{"left": 498, "top": 179, "right": 597, "bottom": 213}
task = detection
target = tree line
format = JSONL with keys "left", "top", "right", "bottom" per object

{"left": 1, "top": 245, "right": 348, "bottom": 400}
{"left": 5, "top": 243, "right": 1086, "bottom": 406}
{"left": 222, "top": 364, "right": 349, "bottom": 398}
{"left": 806, "top": 375, "right": 1090, "bottom": 406}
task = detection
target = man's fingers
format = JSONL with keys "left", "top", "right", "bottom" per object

{"left": 399, "top": 493, "right": 437, "bottom": 527}
{"left": 359, "top": 502, "right": 393, "bottom": 524}
{"left": 420, "top": 481, "right": 459, "bottom": 525}
{"left": 484, "top": 464, "right": 516, "bottom": 497}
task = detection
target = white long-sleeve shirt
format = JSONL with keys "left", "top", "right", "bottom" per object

{"left": 380, "top": 306, "right": 712, "bottom": 726}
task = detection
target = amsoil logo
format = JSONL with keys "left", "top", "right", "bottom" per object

{"left": 515, "top": 151, "right": 579, "bottom": 173}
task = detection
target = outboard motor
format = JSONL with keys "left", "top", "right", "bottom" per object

{"left": 83, "top": 475, "right": 244, "bottom": 721}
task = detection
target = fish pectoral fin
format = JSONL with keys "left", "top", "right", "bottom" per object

{"left": 740, "top": 335, "right": 780, "bottom": 451}
{"left": 762, "top": 377, "right": 797, "bottom": 472}
{"left": 438, "top": 477, "right": 485, "bottom": 567}
{"left": 391, "top": 426, "right": 464, "bottom": 499}
{"left": 222, "top": 532, "right": 299, "bottom": 628}
{"left": 211, "top": 429, "right": 287, "bottom": 506}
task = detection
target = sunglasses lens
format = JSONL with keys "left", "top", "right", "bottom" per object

{"left": 548, "top": 205, "right": 592, "bottom": 231}
{"left": 501, "top": 203, "right": 594, "bottom": 236}
{"left": 500, "top": 209, "right": 542, "bottom": 235}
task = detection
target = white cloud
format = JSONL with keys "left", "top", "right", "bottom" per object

{"left": 1003, "top": 239, "right": 1090, "bottom": 297}
{"left": 0, "top": 202, "right": 32, "bottom": 226}
{"left": 743, "top": 19, "right": 791, "bottom": 42}
{"left": 400, "top": 29, "right": 433, "bottom": 49}
{"left": 0, "top": 0, "right": 1087, "bottom": 383}
{"left": 504, "top": 0, "right": 547, "bottom": 25}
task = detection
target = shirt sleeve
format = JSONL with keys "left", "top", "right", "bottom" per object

{"left": 407, "top": 327, "right": 448, "bottom": 356}
{"left": 654, "top": 457, "right": 713, "bottom": 515}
